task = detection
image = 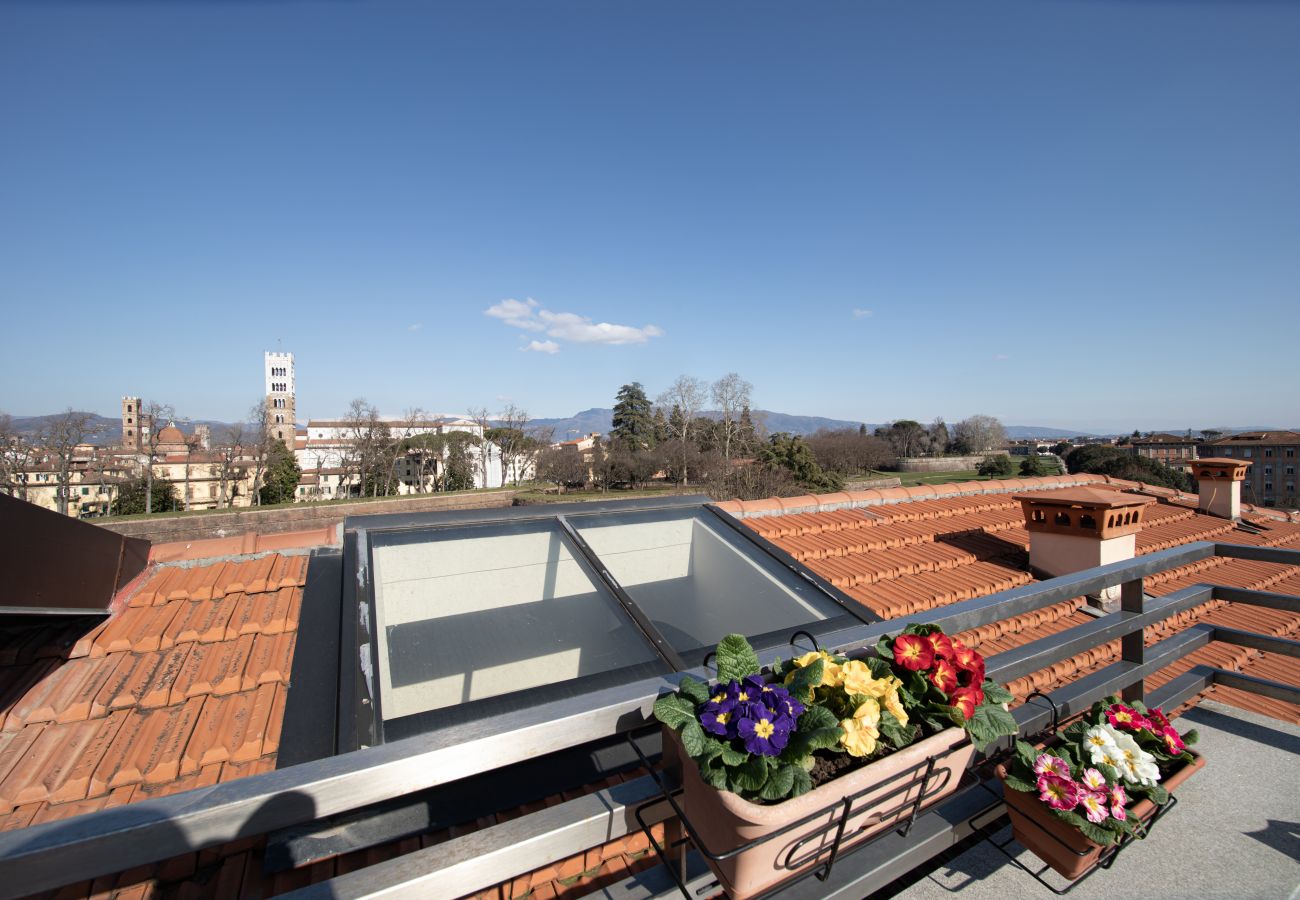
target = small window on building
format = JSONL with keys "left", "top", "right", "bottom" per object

{"left": 1265, "top": 448, "right": 1273, "bottom": 457}
{"left": 1265, "top": 482, "right": 1273, "bottom": 491}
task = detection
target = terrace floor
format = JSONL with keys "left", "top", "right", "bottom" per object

{"left": 888, "top": 701, "right": 1300, "bottom": 900}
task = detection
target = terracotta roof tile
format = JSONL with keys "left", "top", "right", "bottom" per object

{"left": 170, "top": 634, "right": 256, "bottom": 703}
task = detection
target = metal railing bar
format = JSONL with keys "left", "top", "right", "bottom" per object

{"left": 276, "top": 773, "right": 676, "bottom": 900}
{"left": 984, "top": 585, "right": 1212, "bottom": 685}
{"left": 1011, "top": 626, "right": 1216, "bottom": 737}
{"left": 1212, "top": 543, "right": 1300, "bottom": 565}
{"left": 1210, "top": 669, "right": 1300, "bottom": 706}
{"left": 1210, "top": 586, "right": 1300, "bottom": 614}
{"left": 1145, "top": 669, "right": 1214, "bottom": 715}
{"left": 1210, "top": 627, "right": 1300, "bottom": 658}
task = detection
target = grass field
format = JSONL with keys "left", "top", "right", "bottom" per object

{"left": 863, "top": 464, "right": 1061, "bottom": 488}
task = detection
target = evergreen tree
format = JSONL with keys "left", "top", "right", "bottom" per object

{"left": 652, "top": 408, "right": 668, "bottom": 444}
{"left": 259, "top": 439, "right": 302, "bottom": 505}
{"left": 758, "top": 433, "right": 843, "bottom": 492}
{"left": 116, "top": 476, "right": 179, "bottom": 515}
{"left": 611, "top": 383, "right": 656, "bottom": 449}
{"left": 737, "top": 406, "right": 759, "bottom": 456}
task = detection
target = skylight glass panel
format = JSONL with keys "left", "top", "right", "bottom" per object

{"left": 570, "top": 507, "right": 844, "bottom": 657}
{"left": 369, "top": 520, "right": 661, "bottom": 727}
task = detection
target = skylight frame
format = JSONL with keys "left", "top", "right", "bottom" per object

{"left": 337, "top": 495, "right": 872, "bottom": 751}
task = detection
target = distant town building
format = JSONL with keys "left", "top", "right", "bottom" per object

{"left": 120, "top": 396, "right": 150, "bottom": 450}
{"left": 265, "top": 351, "right": 296, "bottom": 444}
{"left": 1129, "top": 433, "right": 1199, "bottom": 465}
{"left": 1198, "top": 431, "right": 1300, "bottom": 509}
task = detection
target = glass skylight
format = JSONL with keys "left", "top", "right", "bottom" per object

{"left": 569, "top": 506, "right": 846, "bottom": 658}
{"left": 370, "top": 519, "right": 662, "bottom": 729}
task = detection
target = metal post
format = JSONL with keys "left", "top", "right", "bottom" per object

{"left": 1121, "top": 576, "right": 1145, "bottom": 703}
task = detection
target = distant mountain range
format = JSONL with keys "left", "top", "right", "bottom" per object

{"left": 526, "top": 409, "right": 1108, "bottom": 441}
{"left": 6, "top": 413, "right": 236, "bottom": 441}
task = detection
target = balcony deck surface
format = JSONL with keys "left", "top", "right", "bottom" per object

{"left": 891, "top": 700, "right": 1300, "bottom": 900}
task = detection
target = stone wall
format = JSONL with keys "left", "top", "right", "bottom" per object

{"left": 843, "top": 477, "right": 903, "bottom": 491}
{"left": 896, "top": 455, "right": 991, "bottom": 473}
{"left": 95, "top": 491, "right": 518, "bottom": 545}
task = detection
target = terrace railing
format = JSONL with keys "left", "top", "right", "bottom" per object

{"left": 0, "top": 537, "right": 1297, "bottom": 899}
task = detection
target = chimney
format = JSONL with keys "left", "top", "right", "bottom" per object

{"left": 1016, "top": 488, "right": 1155, "bottom": 607}
{"left": 1192, "top": 458, "right": 1251, "bottom": 521}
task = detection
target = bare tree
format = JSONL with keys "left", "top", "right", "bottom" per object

{"left": 215, "top": 423, "right": 246, "bottom": 508}
{"left": 0, "top": 414, "right": 37, "bottom": 501}
{"left": 711, "top": 372, "right": 753, "bottom": 466}
{"left": 656, "top": 375, "right": 706, "bottom": 486}
{"left": 36, "top": 409, "right": 95, "bottom": 516}
{"left": 466, "top": 406, "right": 494, "bottom": 489}
{"left": 246, "top": 400, "right": 274, "bottom": 506}
{"left": 491, "top": 404, "right": 532, "bottom": 486}
{"left": 953, "top": 415, "right": 1007, "bottom": 454}
{"left": 138, "top": 401, "right": 176, "bottom": 515}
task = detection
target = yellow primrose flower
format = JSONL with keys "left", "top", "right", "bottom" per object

{"left": 788, "top": 650, "right": 844, "bottom": 688}
{"left": 840, "top": 699, "right": 881, "bottom": 757}
{"left": 840, "top": 660, "right": 880, "bottom": 696}
{"left": 883, "top": 685, "right": 909, "bottom": 727}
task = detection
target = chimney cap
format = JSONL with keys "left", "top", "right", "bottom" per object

{"left": 1012, "top": 487, "right": 1155, "bottom": 511}
{"left": 1016, "top": 488, "right": 1154, "bottom": 540}
{"left": 1192, "top": 458, "right": 1251, "bottom": 481}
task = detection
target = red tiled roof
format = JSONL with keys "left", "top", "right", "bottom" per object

{"left": 736, "top": 477, "right": 1300, "bottom": 728}
{"left": 0, "top": 553, "right": 305, "bottom": 828}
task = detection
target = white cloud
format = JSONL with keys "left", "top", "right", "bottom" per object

{"left": 485, "top": 297, "right": 544, "bottom": 331}
{"left": 521, "top": 339, "right": 561, "bottom": 354}
{"left": 406, "top": 322, "right": 422, "bottom": 332}
{"left": 852, "top": 308, "right": 873, "bottom": 319}
{"left": 484, "top": 297, "right": 663, "bottom": 347}
{"left": 994, "top": 353, "right": 1010, "bottom": 361}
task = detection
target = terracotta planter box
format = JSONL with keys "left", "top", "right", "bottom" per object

{"left": 666, "top": 726, "right": 974, "bottom": 899}
{"left": 995, "top": 750, "right": 1205, "bottom": 881}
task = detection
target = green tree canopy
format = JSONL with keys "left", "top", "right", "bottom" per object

{"left": 1064, "top": 445, "right": 1191, "bottom": 491}
{"left": 977, "top": 454, "right": 1016, "bottom": 477}
{"left": 116, "top": 476, "right": 179, "bottom": 515}
{"left": 758, "top": 433, "right": 843, "bottom": 492}
{"left": 611, "top": 382, "right": 656, "bottom": 449}
{"left": 259, "top": 439, "right": 302, "bottom": 505}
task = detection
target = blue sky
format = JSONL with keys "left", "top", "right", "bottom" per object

{"left": 1, "top": 1, "right": 1297, "bottom": 433}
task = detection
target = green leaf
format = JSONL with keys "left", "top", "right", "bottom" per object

{"left": 1053, "top": 808, "right": 1086, "bottom": 829}
{"left": 1147, "top": 784, "right": 1169, "bottom": 805}
{"left": 715, "top": 634, "right": 761, "bottom": 682}
{"left": 982, "top": 680, "right": 1014, "bottom": 705}
{"left": 760, "top": 765, "right": 797, "bottom": 801}
{"left": 790, "top": 765, "right": 813, "bottom": 798}
{"left": 700, "top": 760, "right": 728, "bottom": 790}
{"left": 1130, "top": 699, "right": 1149, "bottom": 714}
{"left": 653, "top": 694, "right": 696, "bottom": 730}
{"left": 681, "top": 720, "right": 707, "bottom": 758}
{"left": 787, "top": 659, "right": 824, "bottom": 704}
{"left": 1001, "top": 772, "right": 1036, "bottom": 793}
{"left": 879, "top": 711, "right": 918, "bottom": 750}
{"left": 798, "top": 704, "right": 838, "bottom": 731}
{"left": 730, "top": 757, "right": 769, "bottom": 793}
{"left": 965, "top": 703, "right": 1019, "bottom": 751}
{"left": 1112, "top": 814, "right": 1138, "bottom": 835}
{"left": 720, "top": 744, "right": 748, "bottom": 766}
{"left": 1098, "top": 763, "right": 1121, "bottom": 785}
{"left": 1015, "top": 740, "right": 1039, "bottom": 765}
{"left": 875, "top": 635, "right": 895, "bottom": 660}
{"left": 1182, "top": 729, "right": 1199, "bottom": 747}
{"left": 676, "top": 675, "right": 710, "bottom": 706}
{"left": 805, "top": 727, "right": 844, "bottom": 753}
{"left": 1061, "top": 720, "right": 1090, "bottom": 743}
{"left": 1078, "top": 819, "right": 1117, "bottom": 846}
{"left": 866, "top": 656, "right": 895, "bottom": 680}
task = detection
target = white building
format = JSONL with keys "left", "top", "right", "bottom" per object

{"left": 295, "top": 415, "right": 507, "bottom": 494}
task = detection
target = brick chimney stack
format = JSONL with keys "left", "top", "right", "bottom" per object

{"left": 1192, "top": 458, "right": 1251, "bottom": 521}
{"left": 1016, "top": 488, "right": 1155, "bottom": 606}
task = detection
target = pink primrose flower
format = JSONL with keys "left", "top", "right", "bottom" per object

{"left": 1037, "top": 774, "right": 1079, "bottom": 811}
{"left": 1079, "top": 789, "right": 1110, "bottom": 824}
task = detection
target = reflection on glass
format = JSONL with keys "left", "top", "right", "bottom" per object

{"left": 371, "top": 521, "right": 658, "bottom": 721}
{"left": 572, "top": 508, "right": 841, "bottom": 655}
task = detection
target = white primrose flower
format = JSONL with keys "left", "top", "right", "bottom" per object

{"left": 1109, "top": 729, "right": 1161, "bottom": 785}
{"left": 1133, "top": 760, "right": 1162, "bottom": 787}
{"left": 1083, "top": 725, "right": 1117, "bottom": 754}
